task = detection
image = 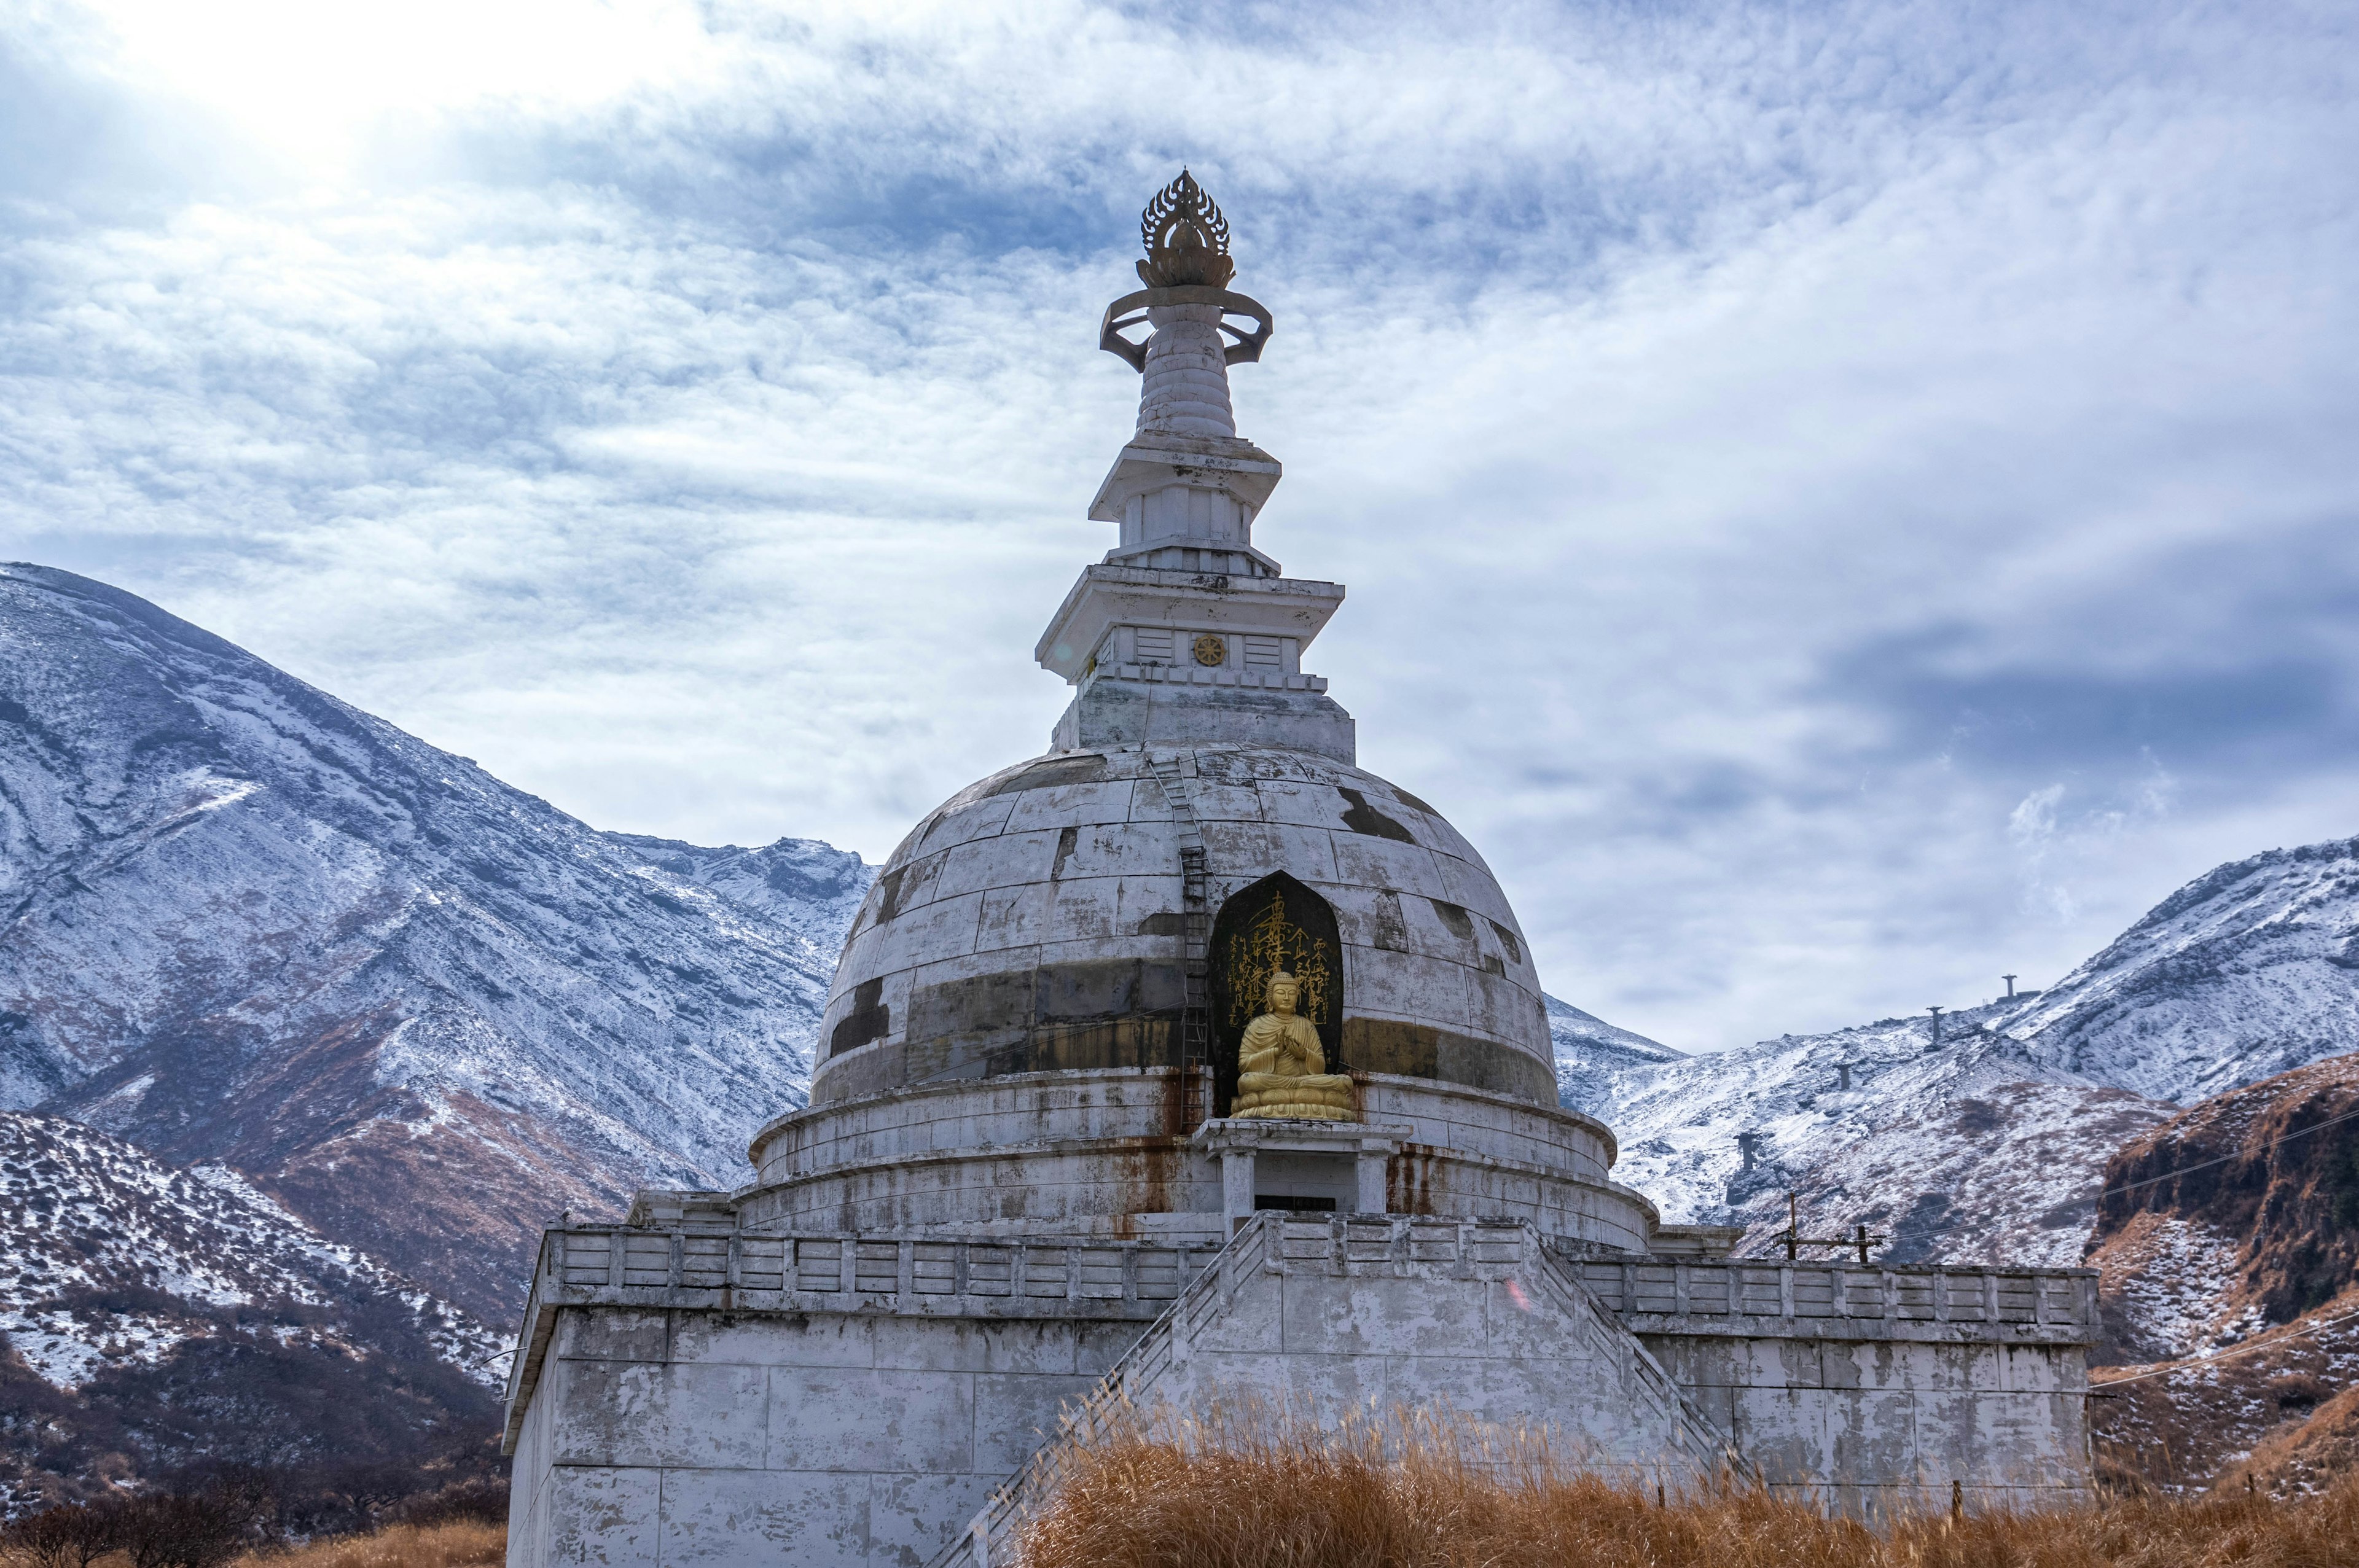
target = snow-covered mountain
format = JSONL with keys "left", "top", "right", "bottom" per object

{"left": 601, "top": 832, "right": 871, "bottom": 957}
{"left": 1546, "top": 994, "right": 1683, "bottom": 1116}
{"left": 1560, "top": 833, "right": 2359, "bottom": 1270}
{"left": 0, "top": 1112, "right": 498, "bottom": 1390}
{"left": 0, "top": 1111, "right": 504, "bottom": 1507}
{"left": 2012, "top": 836, "right": 2359, "bottom": 1104}
{"left": 0, "top": 564, "right": 869, "bottom": 1316}
{"left": 1581, "top": 1001, "right": 2173, "bottom": 1265}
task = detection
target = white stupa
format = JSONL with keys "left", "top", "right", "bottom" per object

{"left": 499, "top": 174, "right": 2100, "bottom": 1568}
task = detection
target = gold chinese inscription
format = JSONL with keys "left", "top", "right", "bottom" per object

{"left": 1192, "top": 634, "right": 1227, "bottom": 667}
{"left": 1221, "top": 894, "right": 1332, "bottom": 1034}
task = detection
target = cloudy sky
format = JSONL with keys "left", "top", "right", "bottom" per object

{"left": 2, "top": 1, "right": 2353, "bottom": 1052}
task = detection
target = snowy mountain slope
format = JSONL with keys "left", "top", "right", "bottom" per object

{"left": 0, "top": 1113, "right": 512, "bottom": 1509}
{"left": 1589, "top": 1000, "right": 2175, "bottom": 1264}
{"left": 2085, "top": 1051, "right": 2359, "bottom": 1495}
{"left": 0, "top": 1112, "right": 499, "bottom": 1389}
{"left": 2091, "top": 1289, "right": 2359, "bottom": 1496}
{"left": 0, "top": 1111, "right": 510, "bottom": 1508}
{"left": 1565, "top": 833, "right": 2359, "bottom": 1268}
{"left": 0, "top": 564, "right": 866, "bottom": 1315}
{"left": 603, "top": 832, "right": 872, "bottom": 962}
{"left": 1546, "top": 994, "right": 1683, "bottom": 1118}
{"left": 2010, "top": 836, "right": 2359, "bottom": 1104}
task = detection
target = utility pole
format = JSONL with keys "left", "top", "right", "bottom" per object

{"left": 1780, "top": 1192, "right": 1885, "bottom": 1263}
{"left": 1927, "top": 1005, "right": 1945, "bottom": 1048}
{"left": 2002, "top": 973, "right": 2018, "bottom": 999}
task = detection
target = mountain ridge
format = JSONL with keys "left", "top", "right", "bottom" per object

{"left": 2011, "top": 835, "right": 2359, "bottom": 1103}
{"left": 0, "top": 563, "right": 868, "bottom": 1317}
{"left": 1552, "top": 830, "right": 2359, "bottom": 1278}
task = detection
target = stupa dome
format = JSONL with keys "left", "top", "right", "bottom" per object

{"left": 807, "top": 744, "right": 1556, "bottom": 1114}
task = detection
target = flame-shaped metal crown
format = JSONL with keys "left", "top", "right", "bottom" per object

{"left": 1136, "top": 169, "right": 1235, "bottom": 289}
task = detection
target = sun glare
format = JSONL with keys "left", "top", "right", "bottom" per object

{"left": 61, "top": 0, "right": 722, "bottom": 164}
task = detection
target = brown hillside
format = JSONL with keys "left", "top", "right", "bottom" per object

{"left": 2081, "top": 1051, "right": 2359, "bottom": 1492}
{"left": 2087, "top": 1050, "right": 2359, "bottom": 1363}
{"left": 2090, "top": 1287, "right": 2359, "bottom": 1494}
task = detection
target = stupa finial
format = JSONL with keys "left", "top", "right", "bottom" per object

{"left": 1136, "top": 169, "right": 1235, "bottom": 289}
{"left": 1097, "top": 171, "right": 1272, "bottom": 391}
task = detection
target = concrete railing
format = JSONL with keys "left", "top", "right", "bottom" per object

{"left": 541, "top": 1227, "right": 1207, "bottom": 1309}
{"left": 500, "top": 1227, "right": 1213, "bottom": 1453}
{"left": 1568, "top": 1253, "right": 2100, "bottom": 1340}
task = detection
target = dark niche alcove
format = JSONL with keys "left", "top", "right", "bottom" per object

{"left": 1207, "top": 872, "right": 1344, "bottom": 1117}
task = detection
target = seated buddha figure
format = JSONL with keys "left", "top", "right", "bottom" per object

{"left": 1230, "top": 970, "right": 1355, "bottom": 1120}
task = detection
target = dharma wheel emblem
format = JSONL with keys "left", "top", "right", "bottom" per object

{"left": 1192, "top": 634, "right": 1227, "bottom": 666}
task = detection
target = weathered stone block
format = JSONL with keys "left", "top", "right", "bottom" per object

{"left": 971, "top": 1372, "right": 1100, "bottom": 1469}
{"left": 767, "top": 1368, "right": 977, "bottom": 1474}
{"left": 550, "top": 1360, "right": 768, "bottom": 1470}
{"left": 869, "top": 1474, "right": 1000, "bottom": 1568}
{"left": 539, "top": 1465, "right": 660, "bottom": 1568}
{"left": 554, "top": 1309, "right": 668, "bottom": 1363}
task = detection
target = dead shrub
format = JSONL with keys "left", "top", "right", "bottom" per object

{"left": 225, "top": 1521, "right": 504, "bottom": 1568}
{"left": 2, "top": 1500, "right": 123, "bottom": 1568}
{"left": 115, "top": 1486, "right": 270, "bottom": 1568}
{"left": 1015, "top": 1400, "right": 2359, "bottom": 1568}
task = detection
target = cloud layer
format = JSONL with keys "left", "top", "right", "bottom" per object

{"left": 3, "top": 0, "right": 2354, "bottom": 1050}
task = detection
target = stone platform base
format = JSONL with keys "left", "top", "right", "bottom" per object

{"left": 503, "top": 1213, "right": 2097, "bottom": 1568}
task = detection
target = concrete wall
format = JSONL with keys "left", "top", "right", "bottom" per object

{"left": 1575, "top": 1257, "right": 2099, "bottom": 1515}
{"left": 505, "top": 1228, "right": 2099, "bottom": 1568}
{"left": 506, "top": 1306, "right": 1143, "bottom": 1568}
{"left": 1645, "top": 1333, "right": 2091, "bottom": 1515}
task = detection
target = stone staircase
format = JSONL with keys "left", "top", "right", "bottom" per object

{"left": 925, "top": 1213, "right": 1743, "bottom": 1568}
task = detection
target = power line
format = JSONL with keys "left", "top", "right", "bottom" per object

{"left": 2090, "top": 1303, "right": 2359, "bottom": 1389}
{"left": 1727, "top": 1099, "right": 2359, "bottom": 1252}
{"left": 2096, "top": 1104, "right": 2359, "bottom": 1198}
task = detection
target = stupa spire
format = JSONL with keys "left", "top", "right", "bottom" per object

{"left": 1098, "top": 171, "right": 1269, "bottom": 440}
{"left": 1090, "top": 170, "right": 1278, "bottom": 571}
{"left": 1035, "top": 174, "right": 1356, "bottom": 763}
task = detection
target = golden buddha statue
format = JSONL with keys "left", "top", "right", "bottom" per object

{"left": 1229, "top": 970, "right": 1355, "bottom": 1120}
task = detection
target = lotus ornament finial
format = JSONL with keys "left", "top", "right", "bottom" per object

{"left": 1136, "top": 168, "right": 1235, "bottom": 289}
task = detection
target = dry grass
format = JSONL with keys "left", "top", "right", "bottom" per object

{"left": 228, "top": 1523, "right": 505, "bottom": 1568}
{"left": 1018, "top": 1404, "right": 2359, "bottom": 1568}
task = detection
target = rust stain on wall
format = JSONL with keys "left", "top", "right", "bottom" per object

{"left": 1108, "top": 1127, "right": 1184, "bottom": 1238}
{"left": 1387, "top": 1143, "right": 1442, "bottom": 1216}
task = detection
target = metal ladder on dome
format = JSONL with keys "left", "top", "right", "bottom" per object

{"left": 1147, "top": 751, "right": 1211, "bottom": 1129}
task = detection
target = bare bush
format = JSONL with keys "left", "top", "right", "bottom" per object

{"left": 115, "top": 1483, "right": 272, "bottom": 1568}
{"left": 2, "top": 1500, "right": 122, "bottom": 1568}
{"left": 1017, "top": 1402, "right": 2359, "bottom": 1568}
